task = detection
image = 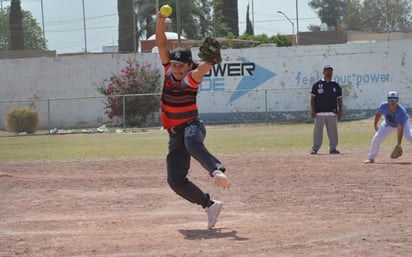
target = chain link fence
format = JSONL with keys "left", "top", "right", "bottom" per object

{"left": 0, "top": 88, "right": 318, "bottom": 135}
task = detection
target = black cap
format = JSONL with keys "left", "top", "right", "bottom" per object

{"left": 323, "top": 65, "right": 333, "bottom": 70}
{"left": 170, "top": 47, "right": 192, "bottom": 64}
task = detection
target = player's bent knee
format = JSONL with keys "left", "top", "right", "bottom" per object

{"left": 167, "top": 176, "right": 188, "bottom": 189}
{"left": 185, "top": 139, "right": 205, "bottom": 155}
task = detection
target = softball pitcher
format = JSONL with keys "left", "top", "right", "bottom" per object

{"left": 155, "top": 11, "right": 229, "bottom": 230}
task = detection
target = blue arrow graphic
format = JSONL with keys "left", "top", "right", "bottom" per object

{"left": 227, "top": 59, "right": 276, "bottom": 105}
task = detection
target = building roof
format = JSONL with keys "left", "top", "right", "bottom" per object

{"left": 147, "top": 32, "right": 187, "bottom": 40}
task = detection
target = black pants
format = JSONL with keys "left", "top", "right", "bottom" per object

{"left": 166, "top": 119, "right": 224, "bottom": 208}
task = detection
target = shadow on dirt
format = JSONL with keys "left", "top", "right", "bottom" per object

{"left": 374, "top": 161, "right": 412, "bottom": 165}
{"left": 179, "top": 229, "right": 249, "bottom": 241}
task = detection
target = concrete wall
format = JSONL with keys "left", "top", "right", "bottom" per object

{"left": 0, "top": 39, "right": 411, "bottom": 130}
{"left": 299, "top": 30, "right": 347, "bottom": 45}
{"left": 347, "top": 32, "right": 412, "bottom": 42}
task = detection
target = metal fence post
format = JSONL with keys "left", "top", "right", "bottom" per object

{"left": 122, "top": 95, "right": 126, "bottom": 129}
{"left": 265, "top": 89, "right": 268, "bottom": 124}
{"left": 47, "top": 99, "right": 51, "bottom": 134}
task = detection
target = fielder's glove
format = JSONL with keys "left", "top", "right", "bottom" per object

{"left": 198, "top": 37, "right": 222, "bottom": 65}
{"left": 390, "top": 145, "right": 403, "bottom": 159}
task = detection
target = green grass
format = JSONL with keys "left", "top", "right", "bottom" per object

{"left": 205, "top": 120, "right": 391, "bottom": 154}
{"left": 0, "top": 130, "right": 167, "bottom": 161}
{"left": 0, "top": 120, "right": 397, "bottom": 161}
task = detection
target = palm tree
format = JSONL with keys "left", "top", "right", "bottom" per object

{"left": 118, "top": 0, "right": 224, "bottom": 51}
{"left": 0, "top": 6, "right": 46, "bottom": 50}
{"left": 9, "top": 0, "right": 24, "bottom": 50}
{"left": 222, "top": 0, "right": 239, "bottom": 36}
{"left": 135, "top": 0, "right": 155, "bottom": 40}
{"left": 196, "top": 0, "right": 213, "bottom": 38}
{"left": 118, "top": 0, "right": 134, "bottom": 52}
{"left": 211, "top": 0, "right": 240, "bottom": 37}
{"left": 134, "top": 0, "right": 213, "bottom": 41}
{"left": 177, "top": 0, "right": 207, "bottom": 39}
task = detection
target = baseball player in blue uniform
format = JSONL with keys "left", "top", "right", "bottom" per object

{"left": 310, "top": 65, "right": 343, "bottom": 154}
{"left": 364, "top": 91, "right": 412, "bottom": 163}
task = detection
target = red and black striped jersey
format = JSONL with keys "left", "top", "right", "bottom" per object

{"left": 161, "top": 64, "right": 200, "bottom": 129}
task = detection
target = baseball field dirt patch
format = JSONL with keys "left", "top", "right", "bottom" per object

{"left": 1, "top": 150, "right": 412, "bottom": 256}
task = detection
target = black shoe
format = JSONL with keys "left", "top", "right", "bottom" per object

{"left": 310, "top": 150, "right": 318, "bottom": 154}
{"left": 329, "top": 149, "right": 340, "bottom": 154}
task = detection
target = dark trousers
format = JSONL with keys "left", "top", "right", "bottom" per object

{"left": 167, "top": 119, "right": 224, "bottom": 208}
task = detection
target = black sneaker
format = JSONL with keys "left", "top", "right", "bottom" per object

{"left": 310, "top": 150, "right": 318, "bottom": 154}
{"left": 329, "top": 149, "right": 340, "bottom": 154}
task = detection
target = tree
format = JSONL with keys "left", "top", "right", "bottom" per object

{"left": 222, "top": 0, "right": 239, "bottom": 36}
{"left": 245, "top": 3, "right": 254, "bottom": 35}
{"left": 272, "top": 34, "right": 293, "bottom": 47}
{"left": 358, "top": 0, "right": 412, "bottom": 32}
{"left": 213, "top": 0, "right": 239, "bottom": 37}
{"left": 343, "top": 0, "right": 363, "bottom": 31}
{"left": 0, "top": 6, "right": 45, "bottom": 50}
{"left": 165, "top": 0, "right": 213, "bottom": 39}
{"left": 97, "top": 57, "right": 161, "bottom": 127}
{"left": 308, "top": 24, "right": 321, "bottom": 32}
{"left": 132, "top": 0, "right": 212, "bottom": 46}
{"left": 309, "top": 0, "right": 412, "bottom": 33}
{"left": 196, "top": 0, "right": 213, "bottom": 38}
{"left": 178, "top": 0, "right": 213, "bottom": 39}
{"left": 134, "top": 0, "right": 155, "bottom": 44}
{"left": 309, "top": 0, "right": 350, "bottom": 30}
{"left": 238, "top": 33, "right": 292, "bottom": 47}
{"left": 9, "top": 0, "right": 24, "bottom": 50}
{"left": 213, "top": 0, "right": 230, "bottom": 37}
{"left": 118, "top": 0, "right": 134, "bottom": 52}
{"left": 118, "top": 0, "right": 240, "bottom": 48}
{"left": 22, "top": 9, "right": 47, "bottom": 49}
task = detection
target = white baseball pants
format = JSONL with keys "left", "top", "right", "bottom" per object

{"left": 367, "top": 121, "right": 412, "bottom": 160}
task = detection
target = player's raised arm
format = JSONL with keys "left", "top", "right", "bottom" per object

{"left": 155, "top": 12, "right": 170, "bottom": 65}
{"left": 192, "top": 37, "right": 222, "bottom": 83}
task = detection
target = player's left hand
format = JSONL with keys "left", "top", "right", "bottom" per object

{"left": 198, "top": 37, "right": 222, "bottom": 65}
{"left": 390, "top": 144, "right": 403, "bottom": 159}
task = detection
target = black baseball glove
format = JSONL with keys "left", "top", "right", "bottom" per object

{"left": 198, "top": 37, "right": 222, "bottom": 65}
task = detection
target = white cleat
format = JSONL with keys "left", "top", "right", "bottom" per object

{"left": 212, "top": 170, "right": 230, "bottom": 189}
{"left": 364, "top": 159, "right": 375, "bottom": 164}
{"left": 205, "top": 200, "right": 223, "bottom": 230}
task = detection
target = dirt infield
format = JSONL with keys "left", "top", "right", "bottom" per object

{"left": 1, "top": 150, "right": 412, "bottom": 257}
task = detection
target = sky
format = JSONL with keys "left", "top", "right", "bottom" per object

{"left": 2, "top": 0, "right": 320, "bottom": 54}
{"left": 237, "top": 0, "right": 320, "bottom": 36}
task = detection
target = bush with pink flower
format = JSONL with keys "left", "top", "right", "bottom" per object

{"left": 98, "top": 57, "right": 161, "bottom": 127}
